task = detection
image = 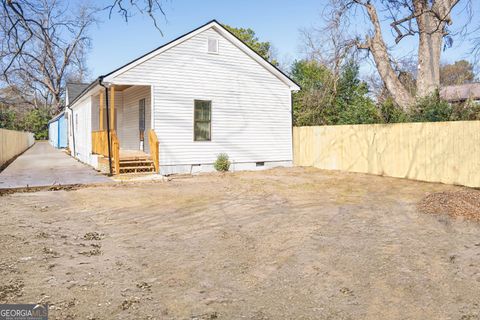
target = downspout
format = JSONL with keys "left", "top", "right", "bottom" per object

{"left": 57, "top": 116, "right": 61, "bottom": 148}
{"left": 99, "top": 77, "right": 113, "bottom": 176}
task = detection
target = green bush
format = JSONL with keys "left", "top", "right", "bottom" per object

{"left": 214, "top": 153, "right": 231, "bottom": 172}
{"left": 450, "top": 100, "right": 480, "bottom": 121}
{"left": 0, "top": 106, "right": 17, "bottom": 130}
{"left": 292, "top": 60, "right": 381, "bottom": 126}
{"left": 379, "top": 97, "right": 409, "bottom": 123}
{"left": 409, "top": 93, "right": 452, "bottom": 122}
{"left": 22, "top": 107, "right": 51, "bottom": 139}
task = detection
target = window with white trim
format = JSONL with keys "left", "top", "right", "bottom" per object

{"left": 194, "top": 100, "right": 211, "bottom": 141}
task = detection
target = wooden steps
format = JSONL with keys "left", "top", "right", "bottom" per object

{"left": 117, "top": 155, "right": 155, "bottom": 174}
{"left": 97, "top": 150, "right": 157, "bottom": 175}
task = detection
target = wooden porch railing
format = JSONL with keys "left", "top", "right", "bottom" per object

{"left": 92, "top": 130, "right": 109, "bottom": 157}
{"left": 111, "top": 132, "right": 120, "bottom": 174}
{"left": 92, "top": 130, "right": 120, "bottom": 174}
{"left": 148, "top": 129, "right": 159, "bottom": 173}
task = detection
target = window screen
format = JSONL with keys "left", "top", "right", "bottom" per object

{"left": 194, "top": 100, "right": 211, "bottom": 141}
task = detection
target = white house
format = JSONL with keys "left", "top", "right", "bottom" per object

{"left": 66, "top": 20, "right": 300, "bottom": 175}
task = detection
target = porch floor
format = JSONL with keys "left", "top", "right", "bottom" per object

{"left": 119, "top": 149, "right": 150, "bottom": 161}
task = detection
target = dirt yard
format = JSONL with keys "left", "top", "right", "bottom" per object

{"left": 1, "top": 167, "right": 480, "bottom": 320}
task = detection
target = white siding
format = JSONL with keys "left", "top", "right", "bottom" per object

{"left": 48, "top": 121, "right": 58, "bottom": 147}
{"left": 117, "top": 86, "right": 151, "bottom": 152}
{"left": 71, "top": 96, "right": 94, "bottom": 166}
{"left": 111, "top": 27, "right": 292, "bottom": 169}
{"left": 66, "top": 108, "right": 73, "bottom": 154}
{"left": 89, "top": 87, "right": 152, "bottom": 152}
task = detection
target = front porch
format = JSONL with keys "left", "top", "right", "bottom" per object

{"left": 91, "top": 85, "right": 159, "bottom": 175}
{"left": 96, "top": 145, "right": 159, "bottom": 174}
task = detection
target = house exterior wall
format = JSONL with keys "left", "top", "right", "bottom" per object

{"left": 70, "top": 96, "right": 95, "bottom": 166}
{"left": 66, "top": 108, "right": 73, "bottom": 152}
{"left": 89, "top": 87, "right": 150, "bottom": 153}
{"left": 48, "top": 120, "right": 58, "bottom": 148}
{"left": 110, "top": 27, "right": 293, "bottom": 174}
{"left": 118, "top": 86, "right": 151, "bottom": 152}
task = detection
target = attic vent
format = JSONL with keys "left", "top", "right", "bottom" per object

{"left": 207, "top": 38, "right": 219, "bottom": 54}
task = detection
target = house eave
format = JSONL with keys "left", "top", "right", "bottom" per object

{"left": 48, "top": 111, "right": 65, "bottom": 124}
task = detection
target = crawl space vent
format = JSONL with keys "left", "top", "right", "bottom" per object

{"left": 208, "top": 38, "right": 219, "bottom": 54}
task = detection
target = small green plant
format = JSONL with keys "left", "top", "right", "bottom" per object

{"left": 214, "top": 153, "right": 231, "bottom": 172}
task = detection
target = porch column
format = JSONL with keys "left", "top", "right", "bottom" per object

{"left": 110, "top": 86, "right": 115, "bottom": 131}
{"left": 99, "top": 91, "right": 104, "bottom": 131}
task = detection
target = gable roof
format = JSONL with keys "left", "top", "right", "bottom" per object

{"left": 69, "top": 20, "right": 300, "bottom": 108}
{"left": 66, "top": 83, "right": 90, "bottom": 103}
{"left": 103, "top": 20, "right": 300, "bottom": 91}
{"left": 440, "top": 83, "right": 480, "bottom": 102}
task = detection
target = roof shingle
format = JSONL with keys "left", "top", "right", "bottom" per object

{"left": 66, "top": 83, "right": 89, "bottom": 103}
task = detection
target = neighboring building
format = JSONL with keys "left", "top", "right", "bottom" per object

{"left": 48, "top": 111, "right": 67, "bottom": 149}
{"left": 440, "top": 83, "right": 480, "bottom": 103}
{"left": 65, "top": 20, "right": 300, "bottom": 175}
{"left": 48, "top": 83, "right": 89, "bottom": 149}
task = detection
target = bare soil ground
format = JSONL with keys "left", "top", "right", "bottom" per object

{"left": 1, "top": 167, "right": 480, "bottom": 320}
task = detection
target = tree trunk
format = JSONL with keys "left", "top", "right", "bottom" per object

{"left": 351, "top": 0, "right": 459, "bottom": 107}
{"left": 369, "top": 37, "right": 416, "bottom": 110}
{"left": 361, "top": 2, "right": 415, "bottom": 110}
{"left": 416, "top": 10, "right": 444, "bottom": 97}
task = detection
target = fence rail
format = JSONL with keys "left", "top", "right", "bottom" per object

{"left": 0, "top": 128, "right": 35, "bottom": 168}
{"left": 293, "top": 121, "right": 480, "bottom": 188}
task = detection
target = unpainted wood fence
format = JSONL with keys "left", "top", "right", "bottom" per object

{"left": 0, "top": 128, "right": 35, "bottom": 168}
{"left": 293, "top": 121, "right": 480, "bottom": 188}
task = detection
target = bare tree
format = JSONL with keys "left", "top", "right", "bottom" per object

{"left": 1, "top": 0, "right": 167, "bottom": 112}
{"left": 331, "top": 0, "right": 470, "bottom": 110}
{"left": 300, "top": 1, "right": 358, "bottom": 104}
{"left": 105, "top": 0, "right": 168, "bottom": 35}
{"left": 1, "top": 0, "right": 94, "bottom": 112}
